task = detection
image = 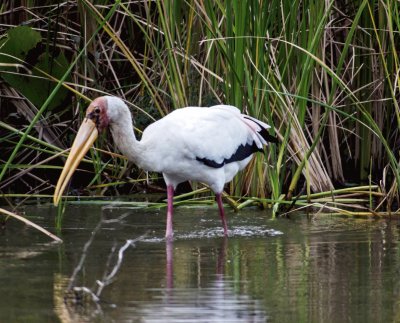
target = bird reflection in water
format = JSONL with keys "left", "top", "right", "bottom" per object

{"left": 141, "top": 237, "right": 267, "bottom": 323}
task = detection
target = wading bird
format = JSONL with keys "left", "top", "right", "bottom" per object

{"left": 54, "top": 96, "right": 277, "bottom": 239}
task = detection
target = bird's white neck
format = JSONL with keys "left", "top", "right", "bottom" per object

{"left": 109, "top": 112, "right": 146, "bottom": 168}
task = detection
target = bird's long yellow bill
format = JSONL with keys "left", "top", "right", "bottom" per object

{"left": 53, "top": 118, "right": 98, "bottom": 206}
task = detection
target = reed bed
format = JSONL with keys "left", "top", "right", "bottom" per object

{"left": 0, "top": 0, "right": 399, "bottom": 217}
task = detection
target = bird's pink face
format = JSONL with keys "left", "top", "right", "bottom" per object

{"left": 85, "top": 97, "right": 110, "bottom": 132}
{"left": 53, "top": 97, "right": 109, "bottom": 206}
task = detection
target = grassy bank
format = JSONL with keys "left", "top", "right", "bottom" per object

{"left": 0, "top": 0, "right": 399, "bottom": 214}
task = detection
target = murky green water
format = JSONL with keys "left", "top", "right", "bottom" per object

{"left": 1, "top": 203, "right": 400, "bottom": 322}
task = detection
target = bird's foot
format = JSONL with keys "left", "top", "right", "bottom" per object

{"left": 165, "top": 231, "right": 174, "bottom": 241}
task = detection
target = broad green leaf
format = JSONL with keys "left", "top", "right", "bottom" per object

{"left": 0, "top": 26, "right": 70, "bottom": 110}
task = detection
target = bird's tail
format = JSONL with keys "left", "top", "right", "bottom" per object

{"left": 242, "top": 116, "right": 278, "bottom": 147}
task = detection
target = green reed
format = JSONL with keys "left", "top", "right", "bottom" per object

{"left": 0, "top": 0, "right": 399, "bottom": 213}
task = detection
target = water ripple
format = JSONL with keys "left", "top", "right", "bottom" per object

{"left": 141, "top": 226, "right": 283, "bottom": 242}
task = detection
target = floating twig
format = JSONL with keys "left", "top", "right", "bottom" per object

{"left": 0, "top": 207, "right": 62, "bottom": 243}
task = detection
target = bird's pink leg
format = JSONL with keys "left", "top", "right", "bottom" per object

{"left": 166, "top": 240, "right": 174, "bottom": 291}
{"left": 216, "top": 193, "right": 228, "bottom": 236}
{"left": 165, "top": 185, "right": 174, "bottom": 240}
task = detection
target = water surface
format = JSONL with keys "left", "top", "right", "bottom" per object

{"left": 0, "top": 203, "right": 399, "bottom": 322}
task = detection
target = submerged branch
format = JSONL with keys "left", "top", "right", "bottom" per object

{"left": 95, "top": 238, "right": 139, "bottom": 297}
{"left": 66, "top": 212, "right": 148, "bottom": 306}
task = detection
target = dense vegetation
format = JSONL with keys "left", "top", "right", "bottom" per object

{"left": 0, "top": 0, "right": 399, "bottom": 214}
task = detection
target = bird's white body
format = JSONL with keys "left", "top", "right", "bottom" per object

{"left": 54, "top": 96, "right": 275, "bottom": 239}
{"left": 106, "top": 97, "right": 270, "bottom": 193}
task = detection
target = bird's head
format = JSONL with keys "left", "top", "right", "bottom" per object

{"left": 85, "top": 96, "right": 130, "bottom": 132}
{"left": 84, "top": 96, "right": 110, "bottom": 132}
{"left": 53, "top": 96, "right": 128, "bottom": 206}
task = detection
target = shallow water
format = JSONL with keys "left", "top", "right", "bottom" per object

{"left": 1, "top": 203, "right": 400, "bottom": 322}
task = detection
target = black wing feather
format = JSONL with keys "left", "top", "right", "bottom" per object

{"left": 196, "top": 142, "right": 263, "bottom": 169}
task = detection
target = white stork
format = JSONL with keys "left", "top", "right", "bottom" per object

{"left": 53, "top": 96, "right": 277, "bottom": 240}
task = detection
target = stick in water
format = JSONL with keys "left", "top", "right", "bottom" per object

{"left": 0, "top": 207, "right": 63, "bottom": 243}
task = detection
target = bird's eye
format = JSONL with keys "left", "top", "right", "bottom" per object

{"left": 94, "top": 107, "right": 101, "bottom": 114}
